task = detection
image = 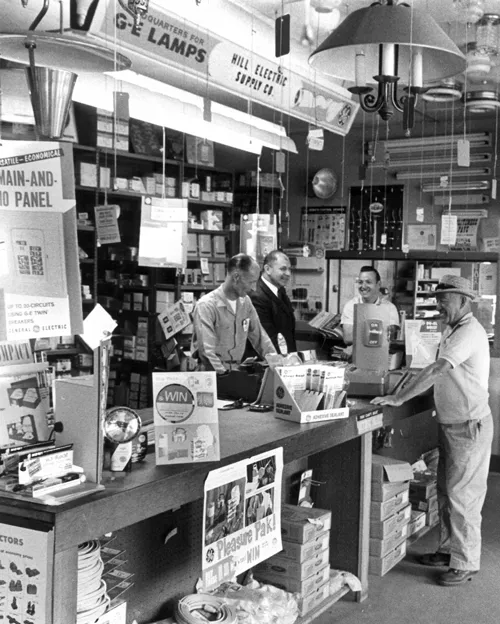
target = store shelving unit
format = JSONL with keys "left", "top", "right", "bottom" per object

{"left": 72, "top": 137, "right": 236, "bottom": 408}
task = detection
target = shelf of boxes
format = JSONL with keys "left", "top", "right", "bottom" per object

{"left": 369, "top": 455, "right": 413, "bottom": 577}
{"left": 253, "top": 504, "right": 337, "bottom": 620}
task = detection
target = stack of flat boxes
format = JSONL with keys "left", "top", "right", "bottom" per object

{"left": 409, "top": 471, "right": 438, "bottom": 533}
{"left": 254, "top": 504, "right": 332, "bottom": 617}
{"left": 370, "top": 455, "right": 413, "bottom": 576}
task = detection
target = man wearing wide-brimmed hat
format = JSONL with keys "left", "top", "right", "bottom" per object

{"left": 372, "top": 274, "right": 493, "bottom": 587}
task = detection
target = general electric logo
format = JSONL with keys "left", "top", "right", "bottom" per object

{"left": 206, "top": 548, "right": 215, "bottom": 563}
{"left": 276, "top": 386, "right": 285, "bottom": 399}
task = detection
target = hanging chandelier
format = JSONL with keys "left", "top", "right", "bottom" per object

{"left": 308, "top": 0, "right": 466, "bottom": 134}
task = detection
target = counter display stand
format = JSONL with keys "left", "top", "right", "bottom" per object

{"left": 0, "top": 397, "right": 433, "bottom": 624}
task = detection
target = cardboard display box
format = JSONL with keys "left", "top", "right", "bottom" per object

{"left": 369, "top": 540, "right": 407, "bottom": 577}
{"left": 281, "top": 504, "right": 332, "bottom": 544}
{"left": 370, "top": 504, "right": 411, "bottom": 540}
{"left": 279, "top": 531, "right": 330, "bottom": 563}
{"left": 370, "top": 523, "right": 408, "bottom": 558}
{"left": 274, "top": 365, "right": 349, "bottom": 425}
{"left": 371, "top": 489, "right": 409, "bottom": 522}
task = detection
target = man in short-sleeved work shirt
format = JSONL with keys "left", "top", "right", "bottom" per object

{"left": 371, "top": 275, "right": 493, "bottom": 587}
{"left": 192, "top": 253, "right": 276, "bottom": 373}
{"left": 341, "top": 265, "right": 400, "bottom": 345}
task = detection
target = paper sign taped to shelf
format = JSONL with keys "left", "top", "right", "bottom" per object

{"left": 202, "top": 447, "right": 283, "bottom": 591}
{"left": 95, "top": 204, "right": 121, "bottom": 244}
{"left": 158, "top": 301, "right": 191, "bottom": 340}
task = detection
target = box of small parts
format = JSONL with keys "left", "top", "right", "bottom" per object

{"left": 279, "top": 530, "right": 330, "bottom": 562}
{"left": 407, "top": 509, "right": 426, "bottom": 537}
{"left": 280, "top": 504, "right": 331, "bottom": 543}
{"left": 274, "top": 364, "right": 348, "bottom": 424}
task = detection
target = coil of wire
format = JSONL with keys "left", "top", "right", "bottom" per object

{"left": 174, "top": 594, "right": 236, "bottom": 624}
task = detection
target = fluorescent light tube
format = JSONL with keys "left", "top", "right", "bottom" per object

{"left": 369, "top": 153, "right": 492, "bottom": 168}
{"left": 368, "top": 132, "right": 490, "bottom": 152}
{"left": 422, "top": 181, "right": 490, "bottom": 192}
{"left": 433, "top": 194, "right": 490, "bottom": 206}
{"left": 396, "top": 167, "right": 491, "bottom": 180}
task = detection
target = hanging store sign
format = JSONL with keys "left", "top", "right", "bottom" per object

{"left": 89, "top": 2, "right": 358, "bottom": 136}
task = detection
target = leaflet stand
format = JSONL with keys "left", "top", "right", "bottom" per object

{"left": 54, "top": 339, "right": 111, "bottom": 484}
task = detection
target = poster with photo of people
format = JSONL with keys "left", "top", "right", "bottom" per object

{"left": 202, "top": 448, "right": 283, "bottom": 591}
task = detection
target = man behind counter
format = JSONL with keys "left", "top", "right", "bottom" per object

{"left": 372, "top": 275, "right": 493, "bottom": 587}
{"left": 250, "top": 250, "right": 297, "bottom": 355}
{"left": 341, "top": 265, "right": 400, "bottom": 345}
{"left": 191, "top": 253, "right": 276, "bottom": 373}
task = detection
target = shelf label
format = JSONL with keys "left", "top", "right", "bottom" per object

{"left": 356, "top": 408, "right": 383, "bottom": 435}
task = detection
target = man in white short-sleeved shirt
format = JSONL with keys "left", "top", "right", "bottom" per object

{"left": 371, "top": 275, "right": 493, "bottom": 587}
{"left": 340, "top": 266, "right": 400, "bottom": 345}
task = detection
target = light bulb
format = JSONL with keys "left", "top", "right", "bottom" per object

{"left": 454, "top": 0, "right": 485, "bottom": 24}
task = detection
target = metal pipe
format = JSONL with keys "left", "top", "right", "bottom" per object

{"left": 29, "top": 0, "right": 50, "bottom": 30}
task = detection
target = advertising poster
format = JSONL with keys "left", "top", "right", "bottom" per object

{"left": 405, "top": 319, "right": 442, "bottom": 368}
{"left": 0, "top": 522, "right": 53, "bottom": 624}
{"left": 0, "top": 140, "right": 82, "bottom": 340}
{"left": 138, "top": 197, "right": 188, "bottom": 269}
{"left": 202, "top": 447, "right": 283, "bottom": 591}
{"left": 300, "top": 206, "right": 346, "bottom": 250}
{"left": 91, "top": 3, "right": 358, "bottom": 136}
{"left": 153, "top": 372, "right": 220, "bottom": 464}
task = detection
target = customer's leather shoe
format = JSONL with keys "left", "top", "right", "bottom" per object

{"left": 417, "top": 552, "right": 451, "bottom": 567}
{"left": 438, "top": 568, "right": 478, "bottom": 586}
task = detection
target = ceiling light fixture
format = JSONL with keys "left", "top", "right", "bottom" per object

{"left": 453, "top": 0, "right": 485, "bottom": 24}
{"left": 475, "top": 13, "right": 500, "bottom": 54}
{"left": 464, "top": 89, "right": 500, "bottom": 112}
{"left": 422, "top": 79, "right": 463, "bottom": 102}
{"left": 369, "top": 132, "right": 491, "bottom": 152}
{"left": 422, "top": 181, "right": 490, "bottom": 193}
{"left": 368, "top": 153, "right": 492, "bottom": 169}
{"left": 396, "top": 167, "right": 491, "bottom": 180}
{"left": 308, "top": 0, "right": 466, "bottom": 134}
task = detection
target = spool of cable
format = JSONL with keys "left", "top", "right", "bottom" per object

{"left": 77, "top": 540, "right": 109, "bottom": 624}
{"left": 175, "top": 594, "right": 236, "bottom": 624}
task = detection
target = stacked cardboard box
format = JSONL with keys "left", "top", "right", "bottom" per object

{"left": 370, "top": 455, "right": 413, "bottom": 576}
{"left": 410, "top": 471, "right": 438, "bottom": 529}
{"left": 254, "top": 504, "right": 332, "bottom": 617}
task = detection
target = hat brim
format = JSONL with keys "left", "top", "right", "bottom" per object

{"left": 435, "top": 287, "right": 477, "bottom": 299}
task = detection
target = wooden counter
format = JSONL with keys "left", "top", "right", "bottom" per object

{"left": 0, "top": 397, "right": 434, "bottom": 623}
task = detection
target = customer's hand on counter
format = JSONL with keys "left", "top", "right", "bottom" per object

{"left": 370, "top": 394, "right": 403, "bottom": 407}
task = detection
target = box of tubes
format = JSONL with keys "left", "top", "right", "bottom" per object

{"left": 273, "top": 364, "right": 349, "bottom": 424}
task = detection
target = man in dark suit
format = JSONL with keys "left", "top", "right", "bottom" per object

{"left": 250, "top": 250, "right": 297, "bottom": 354}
